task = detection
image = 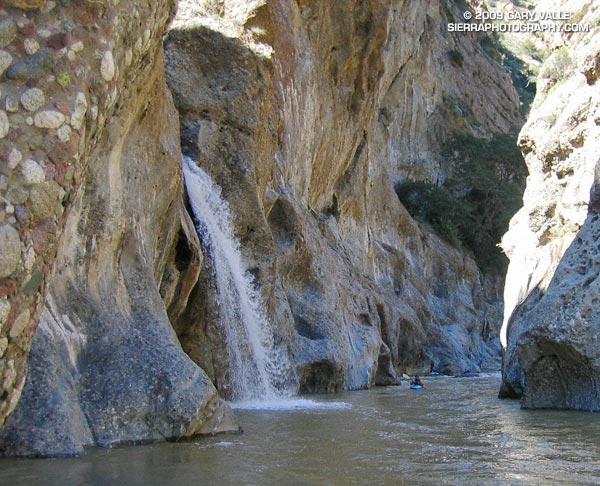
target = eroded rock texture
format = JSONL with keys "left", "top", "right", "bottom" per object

{"left": 165, "top": 0, "right": 519, "bottom": 396}
{"left": 374, "top": 0, "right": 521, "bottom": 183}
{"left": 500, "top": 0, "right": 600, "bottom": 409}
{"left": 0, "top": 0, "right": 523, "bottom": 457}
{"left": 0, "top": 1, "right": 235, "bottom": 456}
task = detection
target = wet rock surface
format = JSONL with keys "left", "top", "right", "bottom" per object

{"left": 165, "top": 0, "right": 514, "bottom": 396}
{"left": 0, "top": 0, "right": 525, "bottom": 457}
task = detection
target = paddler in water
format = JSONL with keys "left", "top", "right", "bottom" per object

{"left": 410, "top": 375, "right": 425, "bottom": 387}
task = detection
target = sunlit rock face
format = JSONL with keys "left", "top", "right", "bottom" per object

{"left": 500, "top": 0, "right": 600, "bottom": 409}
{"left": 165, "top": 0, "right": 520, "bottom": 395}
{"left": 374, "top": 1, "right": 522, "bottom": 184}
{"left": 0, "top": 0, "right": 524, "bottom": 457}
{"left": 0, "top": 1, "right": 236, "bottom": 457}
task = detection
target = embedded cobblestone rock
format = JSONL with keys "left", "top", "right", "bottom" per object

{"left": 9, "top": 310, "right": 30, "bottom": 339}
{"left": 0, "top": 299, "right": 10, "bottom": 327}
{"left": 34, "top": 110, "right": 65, "bottom": 129}
{"left": 0, "top": 51, "right": 12, "bottom": 75}
{"left": 0, "top": 225, "right": 22, "bottom": 279}
{"left": 6, "top": 48, "right": 54, "bottom": 80}
{"left": 8, "top": 148, "right": 22, "bottom": 169}
{"left": 5, "top": 0, "right": 47, "bottom": 10}
{"left": 23, "top": 38, "right": 40, "bottom": 56}
{"left": 0, "top": 18, "right": 16, "bottom": 49}
{"left": 20, "top": 159, "right": 46, "bottom": 185}
{"left": 100, "top": 50, "right": 115, "bottom": 81}
{"left": 20, "top": 88, "right": 46, "bottom": 113}
{"left": 0, "top": 111, "right": 9, "bottom": 139}
{"left": 70, "top": 92, "right": 87, "bottom": 130}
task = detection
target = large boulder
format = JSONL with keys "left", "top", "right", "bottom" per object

{"left": 500, "top": 1, "right": 600, "bottom": 409}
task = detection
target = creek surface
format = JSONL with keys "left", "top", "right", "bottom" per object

{"left": 2, "top": 374, "right": 600, "bottom": 485}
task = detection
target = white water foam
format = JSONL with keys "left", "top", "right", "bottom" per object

{"left": 182, "top": 156, "right": 293, "bottom": 402}
{"left": 232, "top": 398, "right": 352, "bottom": 411}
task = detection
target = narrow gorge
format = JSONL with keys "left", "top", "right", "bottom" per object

{"left": 0, "top": 0, "right": 598, "bottom": 460}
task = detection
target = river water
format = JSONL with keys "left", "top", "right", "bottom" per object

{"left": 2, "top": 374, "right": 600, "bottom": 485}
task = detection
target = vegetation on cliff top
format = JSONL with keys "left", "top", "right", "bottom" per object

{"left": 480, "top": 33, "right": 541, "bottom": 117}
{"left": 396, "top": 133, "right": 527, "bottom": 271}
{"left": 477, "top": 0, "right": 548, "bottom": 117}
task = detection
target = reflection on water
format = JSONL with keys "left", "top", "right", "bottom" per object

{"left": 2, "top": 374, "right": 600, "bottom": 485}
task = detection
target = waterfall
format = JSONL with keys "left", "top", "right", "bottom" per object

{"left": 182, "top": 156, "right": 292, "bottom": 403}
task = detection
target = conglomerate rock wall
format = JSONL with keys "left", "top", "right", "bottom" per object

{"left": 0, "top": 0, "right": 165, "bottom": 432}
{"left": 0, "top": 0, "right": 236, "bottom": 457}
{"left": 500, "top": 0, "right": 600, "bottom": 410}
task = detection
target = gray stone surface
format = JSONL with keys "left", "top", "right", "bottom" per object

{"left": 0, "top": 299, "right": 10, "bottom": 326}
{"left": 0, "top": 0, "right": 522, "bottom": 458}
{"left": 20, "top": 159, "right": 45, "bottom": 185}
{"left": 20, "top": 88, "right": 46, "bottom": 112}
{"left": 166, "top": 0, "right": 511, "bottom": 396}
{"left": 0, "top": 110, "right": 8, "bottom": 139}
{"left": 500, "top": 0, "right": 600, "bottom": 410}
{"left": 0, "top": 18, "right": 16, "bottom": 49}
{"left": 0, "top": 50, "right": 12, "bottom": 75}
{"left": 0, "top": 0, "right": 237, "bottom": 457}
{"left": 100, "top": 50, "right": 115, "bottom": 81}
{"left": 5, "top": 48, "right": 54, "bottom": 80}
{"left": 0, "top": 53, "right": 239, "bottom": 454}
{"left": 0, "top": 225, "right": 22, "bottom": 279}
{"left": 33, "top": 110, "right": 65, "bottom": 129}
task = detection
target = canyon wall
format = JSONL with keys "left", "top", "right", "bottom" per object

{"left": 0, "top": 1, "right": 235, "bottom": 457}
{"left": 374, "top": 0, "right": 521, "bottom": 184}
{"left": 500, "top": 0, "right": 600, "bottom": 409}
{"left": 165, "top": 0, "right": 520, "bottom": 398}
{"left": 0, "top": 0, "right": 523, "bottom": 457}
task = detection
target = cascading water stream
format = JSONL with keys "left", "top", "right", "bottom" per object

{"left": 182, "top": 156, "right": 293, "bottom": 404}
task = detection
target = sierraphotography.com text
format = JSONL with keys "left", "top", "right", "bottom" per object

{"left": 449, "top": 10, "right": 590, "bottom": 33}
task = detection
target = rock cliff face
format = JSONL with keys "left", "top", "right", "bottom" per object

{"left": 500, "top": 0, "right": 600, "bottom": 409}
{"left": 0, "top": 0, "right": 523, "bottom": 457}
{"left": 165, "top": 0, "right": 519, "bottom": 397}
{"left": 0, "top": 1, "right": 235, "bottom": 457}
{"left": 374, "top": 1, "right": 521, "bottom": 183}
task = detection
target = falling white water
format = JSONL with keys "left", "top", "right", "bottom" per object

{"left": 182, "top": 156, "right": 292, "bottom": 403}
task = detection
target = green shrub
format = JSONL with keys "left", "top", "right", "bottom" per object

{"left": 448, "top": 49, "right": 464, "bottom": 67}
{"left": 511, "top": 0, "right": 536, "bottom": 8}
{"left": 519, "top": 39, "right": 548, "bottom": 62}
{"left": 395, "top": 181, "right": 471, "bottom": 248}
{"left": 395, "top": 133, "right": 527, "bottom": 271}
{"left": 540, "top": 47, "right": 573, "bottom": 85}
{"left": 480, "top": 33, "right": 537, "bottom": 116}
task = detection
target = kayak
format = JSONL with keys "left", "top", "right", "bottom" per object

{"left": 410, "top": 384, "right": 423, "bottom": 390}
